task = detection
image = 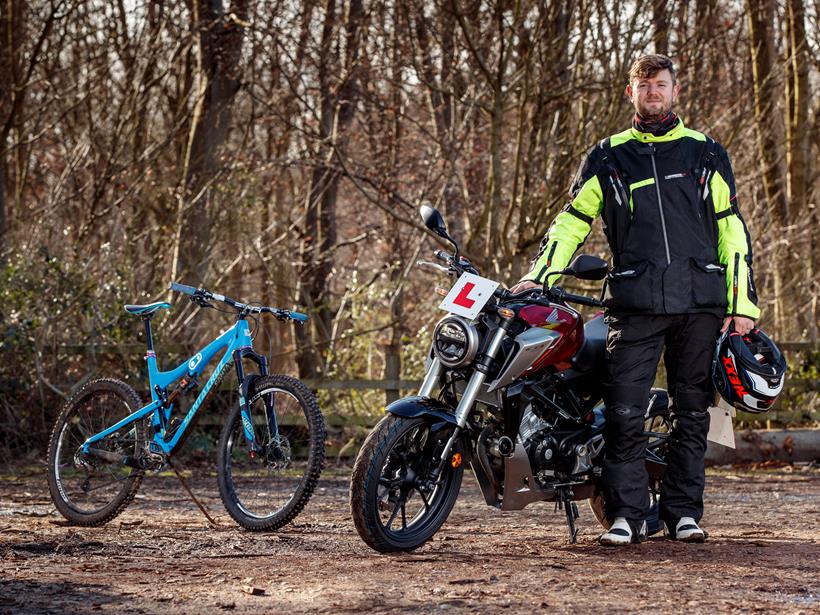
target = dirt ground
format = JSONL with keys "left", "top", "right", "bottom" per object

{"left": 1, "top": 463, "right": 818, "bottom": 614}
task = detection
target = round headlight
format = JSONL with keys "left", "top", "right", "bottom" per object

{"left": 433, "top": 316, "right": 479, "bottom": 367}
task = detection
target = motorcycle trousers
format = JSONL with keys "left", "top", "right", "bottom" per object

{"left": 601, "top": 313, "right": 722, "bottom": 526}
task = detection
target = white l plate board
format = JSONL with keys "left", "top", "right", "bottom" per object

{"left": 439, "top": 272, "right": 501, "bottom": 320}
{"left": 707, "top": 399, "right": 736, "bottom": 449}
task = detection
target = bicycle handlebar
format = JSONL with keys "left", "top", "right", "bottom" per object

{"left": 169, "top": 282, "right": 309, "bottom": 323}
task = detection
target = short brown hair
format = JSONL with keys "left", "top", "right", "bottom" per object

{"left": 628, "top": 54, "right": 676, "bottom": 83}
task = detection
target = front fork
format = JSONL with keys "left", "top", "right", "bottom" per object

{"left": 425, "top": 319, "right": 511, "bottom": 482}
{"left": 234, "top": 348, "right": 271, "bottom": 454}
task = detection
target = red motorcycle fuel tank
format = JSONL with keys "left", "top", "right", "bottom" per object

{"left": 518, "top": 304, "right": 584, "bottom": 373}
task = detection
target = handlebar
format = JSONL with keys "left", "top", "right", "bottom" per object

{"left": 169, "top": 282, "right": 308, "bottom": 323}
{"left": 548, "top": 287, "right": 603, "bottom": 308}
{"left": 494, "top": 285, "right": 603, "bottom": 309}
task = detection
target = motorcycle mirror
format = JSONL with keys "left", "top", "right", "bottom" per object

{"left": 562, "top": 254, "right": 609, "bottom": 280}
{"left": 419, "top": 203, "right": 449, "bottom": 239}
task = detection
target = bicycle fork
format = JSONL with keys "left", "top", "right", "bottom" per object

{"left": 233, "top": 348, "right": 275, "bottom": 456}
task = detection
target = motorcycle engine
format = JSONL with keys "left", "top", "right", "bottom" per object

{"left": 518, "top": 404, "right": 604, "bottom": 484}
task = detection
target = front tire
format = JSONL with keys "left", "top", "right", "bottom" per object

{"left": 46, "top": 378, "right": 145, "bottom": 526}
{"left": 217, "top": 375, "right": 325, "bottom": 531}
{"left": 350, "top": 415, "right": 463, "bottom": 553}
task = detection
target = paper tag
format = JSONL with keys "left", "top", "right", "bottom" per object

{"left": 707, "top": 398, "right": 736, "bottom": 448}
{"left": 438, "top": 273, "right": 500, "bottom": 320}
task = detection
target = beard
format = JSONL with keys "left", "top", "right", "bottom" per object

{"left": 637, "top": 98, "right": 673, "bottom": 120}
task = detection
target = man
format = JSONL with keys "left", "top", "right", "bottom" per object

{"left": 510, "top": 55, "right": 759, "bottom": 546}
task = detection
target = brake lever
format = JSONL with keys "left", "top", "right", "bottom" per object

{"left": 190, "top": 295, "right": 212, "bottom": 309}
{"left": 416, "top": 260, "right": 449, "bottom": 273}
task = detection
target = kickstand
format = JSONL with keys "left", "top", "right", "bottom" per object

{"left": 169, "top": 459, "right": 221, "bottom": 528}
{"left": 558, "top": 487, "right": 579, "bottom": 544}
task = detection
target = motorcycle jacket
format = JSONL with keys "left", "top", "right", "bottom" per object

{"left": 523, "top": 120, "right": 760, "bottom": 319}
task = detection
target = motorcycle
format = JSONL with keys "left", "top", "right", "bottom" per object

{"left": 349, "top": 205, "right": 672, "bottom": 553}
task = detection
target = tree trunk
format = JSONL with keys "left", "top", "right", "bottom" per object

{"left": 745, "top": 0, "right": 788, "bottom": 334}
{"left": 652, "top": 0, "right": 669, "bottom": 55}
{"left": 295, "top": 0, "right": 365, "bottom": 379}
{"left": 170, "top": 0, "right": 248, "bottom": 286}
{"left": 0, "top": 0, "right": 25, "bottom": 256}
{"left": 784, "top": 0, "right": 814, "bottom": 340}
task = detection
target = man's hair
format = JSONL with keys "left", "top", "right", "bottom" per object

{"left": 628, "top": 54, "right": 676, "bottom": 83}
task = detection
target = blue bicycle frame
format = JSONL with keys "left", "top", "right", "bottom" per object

{"left": 81, "top": 317, "right": 270, "bottom": 460}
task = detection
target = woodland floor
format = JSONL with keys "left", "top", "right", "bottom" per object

{"left": 1, "top": 463, "right": 818, "bottom": 614}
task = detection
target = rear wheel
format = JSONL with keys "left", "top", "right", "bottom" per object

{"left": 46, "top": 379, "right": 145, "bottom": 526}
{"left": 350, "top": 415, "right": 463, "bottom": 553}
{"left": 217, "top": 375, "right": 325, "bottom": 531}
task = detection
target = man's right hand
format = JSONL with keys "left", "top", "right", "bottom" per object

{"left": 508, "top": 279, "right": 541, "bottom": 294}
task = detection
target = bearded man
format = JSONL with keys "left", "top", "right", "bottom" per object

{"left": 510, "top": 54, "right": 759, "bottom": 545}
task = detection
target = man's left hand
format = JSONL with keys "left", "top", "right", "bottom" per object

{"left": 721, "top": 316, "right": 755, "bottom": 335}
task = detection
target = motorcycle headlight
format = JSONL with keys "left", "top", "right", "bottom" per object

{"left": 432, "top": 316, "right": 479, "bottom": 367}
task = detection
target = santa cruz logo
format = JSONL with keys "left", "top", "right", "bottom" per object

{"left": 242, "top": 414, "right": 253, "bottom": 436}
{"left": 188, "top": 353, "right": 203, "bottom": 372}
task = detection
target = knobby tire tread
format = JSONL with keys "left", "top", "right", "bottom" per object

{"left": 46, "top": 378, "right": 145, "bottom": 527}
{"left": 217, "top": 374, "right": 325, "bottom": 531}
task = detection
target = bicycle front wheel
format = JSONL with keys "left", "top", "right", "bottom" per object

{"left": 46, "top": 378, "right": 145, "bottom": 526}
{"left": 217, "top": 375, "right": 325, "bottom": 530}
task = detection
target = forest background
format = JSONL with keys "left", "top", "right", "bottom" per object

{"left": 0, "top": 0, "right": 817, "bottom": 460}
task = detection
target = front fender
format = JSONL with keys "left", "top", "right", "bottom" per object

{"left": 385, "top": 395, "right": 458, "bottom": 425}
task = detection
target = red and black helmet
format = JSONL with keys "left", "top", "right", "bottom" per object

{"left": 712, "top": 327, "right": 788, "bottom": 413}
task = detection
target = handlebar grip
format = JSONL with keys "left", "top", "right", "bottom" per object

{"left": 288, "top": 311, "right": 309, "bottom": 323}
{"left": 170, "top": 282, "right": 198, "bottom": 296}
{"left": 561, "top": 292, "right": 603, "bottom": 308}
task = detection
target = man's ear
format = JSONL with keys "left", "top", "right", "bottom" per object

{"left": 672, "top": 81, "right": 681, "bottom": 103}
{"left": 625, "top": 83, "right": 633, "bottom": 101}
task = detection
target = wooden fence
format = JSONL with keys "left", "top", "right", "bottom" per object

{"left": 52, "top": 341, "right": 817, "bottom": 428}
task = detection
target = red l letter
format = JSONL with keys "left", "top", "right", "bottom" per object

{"left": 453, "top": 282, "right": 476, "bottom": 308}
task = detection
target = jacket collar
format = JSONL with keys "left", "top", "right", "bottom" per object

{"left": 630, "top": 118, "right": 687, "bottom": 143}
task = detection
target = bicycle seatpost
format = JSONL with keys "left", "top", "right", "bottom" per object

{"left": 142, "top": 316, "right": 155, "bottom": 353}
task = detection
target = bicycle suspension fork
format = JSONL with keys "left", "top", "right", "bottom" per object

{"left": 234, "top": 347, "right": 272, "bottom": 454}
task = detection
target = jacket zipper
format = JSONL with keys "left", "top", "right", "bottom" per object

{"left": 732, "top": 252, "right": 740, "bottom": 314}
{"left": 649, "top": 146, "right": 671, "bottom": 265}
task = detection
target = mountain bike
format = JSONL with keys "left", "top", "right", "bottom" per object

{"left": 47, "top": 283, "right": 325, "bottom": 530}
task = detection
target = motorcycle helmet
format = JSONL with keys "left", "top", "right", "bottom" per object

{"left": 712, "top": 326, "right": 787, "bottom": 413}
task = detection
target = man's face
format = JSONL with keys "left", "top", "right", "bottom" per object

{"left": 625, "top": 69, "right": 680, "bottom": 119}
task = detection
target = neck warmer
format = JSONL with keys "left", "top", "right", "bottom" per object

{"left": 633, "top": 111, "right": 679, "bottom": 136}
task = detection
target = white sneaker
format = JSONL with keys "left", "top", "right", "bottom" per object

{"left": 665, "top": 517, "right": 708, "bottom": 542}
{"left": 599, "top": 517, "right": 646, "bottom": 546}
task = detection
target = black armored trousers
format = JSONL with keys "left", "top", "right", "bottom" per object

{"left": 601, "top": 313, "right": 722, "bottom": 527}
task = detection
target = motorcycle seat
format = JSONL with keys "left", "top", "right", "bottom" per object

{"left": 571, "top": 314, "right": 607, "bottom": 372}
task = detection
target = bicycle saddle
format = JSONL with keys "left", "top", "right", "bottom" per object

{"left": 124, "top": 301, "right": 171, "bottom": 316}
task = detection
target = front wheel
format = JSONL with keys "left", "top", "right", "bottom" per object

{"left": 350, "top": 415, "right": 463, "bottom": 553}
{"left": 217, "top": 375, "right": 325, "bottom": 531}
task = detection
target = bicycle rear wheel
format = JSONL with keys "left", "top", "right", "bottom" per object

{"left": 46, "top": 378, "right": 145, "bottom": 526}
{"left": 217, "top": 374, "right": 325, "bottom": 530}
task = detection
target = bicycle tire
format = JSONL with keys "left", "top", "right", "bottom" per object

{"left": 216, "top": 374, "right": 325, "bottom": 531}
{"left": 46, "top": 378, "right": 145, "bottom": 526}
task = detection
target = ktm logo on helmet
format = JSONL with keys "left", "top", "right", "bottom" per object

{"left": 722, "top": 355, "right": 749, "bottom": 397}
